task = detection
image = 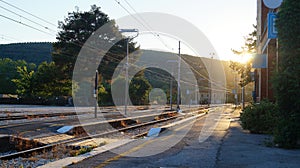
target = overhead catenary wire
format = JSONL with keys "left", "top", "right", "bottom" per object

{"left": 0, "top": 5, "right": 56, "bottom": 33}
{"left": 0, "top": 1, "right": 233, "bottom": 94}
{"left": 114, "top": 0, "right": 174, "bottom": 51}
{"left": 0, "top": 14, "right": 53, "bottom": 36}
{"left": 0, "top": 0, "right": 219, "bottom": 91}
{"left": 0, "top": 0, "right": 57, "bottom": 28}
{"left": 115, "top": 0, "right": 231, "bottom": 92}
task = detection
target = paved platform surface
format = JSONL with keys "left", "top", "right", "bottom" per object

{"left": 66, "top": 107, "right": 300, "bottom": 168}
{"left": 217, "top": 110, "right": 300, "bottom": 168}
{"left": 67, "top": 106, "right": 231, "bottom": 168}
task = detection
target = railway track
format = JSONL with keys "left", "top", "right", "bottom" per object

{"left": 0, "top": 112, "right": 79, "bottom": 121}
{"left": 0, "top": 105, "right": 208, "bottom": 121}
{"left": 0, "top": 106, "right": 209, "bottom": 161}
{"left": 0, "top": 108, "right": 167, "bottom": 121}
{"left": 0, "top": 107, "right": 208, "bottom": 160}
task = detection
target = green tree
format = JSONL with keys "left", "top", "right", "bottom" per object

{"left": 33, "top": 62, "right": 72, "bottom": 98}
{"left": 273, "top": 0, "right": 300, "bottom": 148}
{"left": 0, "top": 58, "right": 21, "bottom": 94}
{"left": 53, "top": 5, "right": 138, "bottom": 82}
{"left": 12, "top": 65, "right": 36, "bottom": 97}
{"left": 98, "top": 82, "right": 113, "bottom": 106}
{"left": 230, "top": 25, "right": 257, "bottom": 87}
{"left": 129, "top": 75, "right": 152, "bottom": 105}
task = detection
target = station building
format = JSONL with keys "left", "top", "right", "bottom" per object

{"left": 254, "top": 0, "right": 282, "bottom": 102}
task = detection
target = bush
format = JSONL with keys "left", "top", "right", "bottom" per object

{"left": 240, "top": 100, "right": 278, "bottom": 134}
{"left": 274, "top": 119, "right": 299, "bottom": 149}
{"left": 272, "top": 0, "right": 300, "bottom": 149}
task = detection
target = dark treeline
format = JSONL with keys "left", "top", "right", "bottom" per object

{"left": 0, "top": 42, "right": 52, "bottom": 65}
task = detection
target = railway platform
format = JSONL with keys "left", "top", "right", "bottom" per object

{"left": 66, "top": 108, "right": 300, "bottom": 168}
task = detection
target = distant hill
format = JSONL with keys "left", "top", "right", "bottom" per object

{"left": 138, "top": 50, "right": 253, "bottom": 103}
{"left": 0, "top": 42, "right": 52, "bottom": 65}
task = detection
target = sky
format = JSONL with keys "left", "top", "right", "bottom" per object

{"left": 0, "top": 0, "right": 257, "bottom": 61}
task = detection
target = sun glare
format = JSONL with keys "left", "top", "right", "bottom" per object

{"left": 240, "top": 53, "right": 253, "bottom": 63}
{"left": 229, "top": 53, "right": 253, "bottom": 64}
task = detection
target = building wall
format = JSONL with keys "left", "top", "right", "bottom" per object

{"left": 255, "top": 0, "right": 278, "bottom": 102}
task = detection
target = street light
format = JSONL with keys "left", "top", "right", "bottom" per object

{"left": 167, "top": 60, "right": 177, "bottom": 111}
{"left": 209, "top": 52, "right": 215, "bottom": 105}
{"left": 177, "top": 41, "right": 181, "bottom": 112}
{"left": 119, "top": 29, "right": 139, "bottom": 115}
{"left": 94, "top": 70, "right": 98, "bottom": 118}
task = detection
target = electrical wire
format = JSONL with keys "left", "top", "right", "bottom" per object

{"left": 0, "top": 5, "right": 56, "bottom": 33}
{"left": 0, "top": 1, "right": 232, "bottom": 94}
{"left": 114, "top": 0, "right": 174, "bottom": 51}
{"left": 0, "top": 14, "right": 53, "bottom": 36}
{"left": 0, "top": 0, "right": 216, "bottom": 91}
{"left": 114, "top": 0, "right": 231, "bottom": 92}
{"left": 0, "top": 0, "right": 56, "bottom": 28}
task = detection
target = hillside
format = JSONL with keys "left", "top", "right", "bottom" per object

{"left": 0, "top": 43, "right": 251, "bottom": 103}
{"left": 140, "top": 50, "right": 233, "bottom": 90}
{"left": 0, "top": 42, "right": 52, "bottom": 65}
{"left": 138, "top": 50, "right": 254, "bottom": 103}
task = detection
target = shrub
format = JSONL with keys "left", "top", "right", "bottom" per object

{"left": 240, "top": 100, "right": 278, "bottom": 134}
{"left": 274, "top": 119, "right": 299, "bottom": 149}
{"left": 70, "top": 146, "right": 93, "bottom": 156}
{"left": 272, "top": 0, "right": 300, "bottom": 148}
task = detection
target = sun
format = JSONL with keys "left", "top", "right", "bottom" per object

{"left": 239, "top": 53, "right": 253, "bottom": 64}
{"left": 228, "top": 53, "right": 253, "bottom": 64}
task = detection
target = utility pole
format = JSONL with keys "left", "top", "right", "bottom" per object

{"left": 234, "top": 71, "right": 238, "bottom": 108}
{"left": 242, "top": 55, "right": 246, "bottom": 110}
{"left": 195, "top": 84, "right": 198, "bottom": 106}
{"left": 170, "top": 66, "right": 173, "bottom": 110}
{"left": 242, "top": 85, "right": 245, "bottom": 110}
{"left": 119, "top": 29, "right": 139, "bottom": 116}
{"left": 167, "top": 60, "right": 177, "bottom": 111}
{"left": 94, "top": 70, "right": 98, "bottom": 118}
{"left": 124, "top": 37, "right": 129, "bottom": 115}
{"left": 209, "top": 52, "right": 215, "bottom": 106}
{"left": 177, "top": 41, "right": 181, "bottom": 112}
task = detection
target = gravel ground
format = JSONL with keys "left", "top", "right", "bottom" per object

{"left": 0, "top": 117, "right": 179, "bottom": 168}
{"left": 0, "top": 104, "right": 203, "bottom": 167}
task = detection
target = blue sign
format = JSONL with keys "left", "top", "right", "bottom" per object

{"left": 268, "top": 12, "right": 278, "bottom": 39}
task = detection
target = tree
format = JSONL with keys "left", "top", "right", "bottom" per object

{"left": 230, "top": 25, "right": 257, "bottom": 87}
{"left": 12, "top": 65, "right": 36, "bottom": 97}
{"left": 273, "top": 0, "right": 300, "bottom": 148}
{"left": 129, "top": 75, "right": 152, "bottom": 105}
{"left": 52, "top": 5, "right": 139, "bottom": 106}
{"left": 53, "top": 5, "right": 138, "bottom": 82}
{"left": 98, "top": 82, "right": 113, "bottom": 106}
{"left": 33, "top": 62, "right": 72, "bottom": 98}
{"left": 0, "top": 58, "right": 25, "bottom": 94}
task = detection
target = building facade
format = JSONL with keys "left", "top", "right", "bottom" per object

{"left": 255, "top": 0, "right": 281, "bottom": 102}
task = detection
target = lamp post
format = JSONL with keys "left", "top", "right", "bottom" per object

{"left": 234, "top": 71, "right": 238, "bottom": 108}
{"left": 177, "top": 41, "right": 181, "bottom": 112}
{"left": 209, "top": 52, "right": 215, "bottom": 105}
{"left": 241, "top": 52, "right": 247, "bottom": 110}
{"left": 167, "top": 60, "right": 177, "bottom": 111}
{"left": 119, "top": 29, "right": 139, "bottom": 115}
{"left": 94, "top": 70, "right": 98, "bottom": 118}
